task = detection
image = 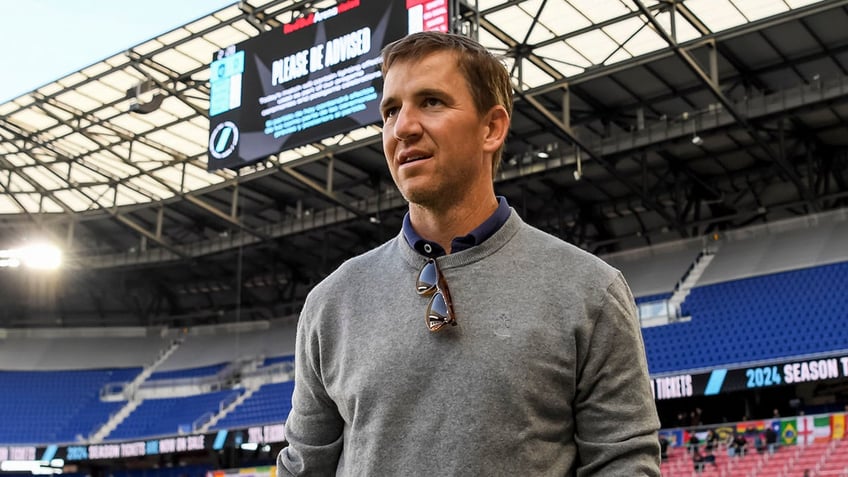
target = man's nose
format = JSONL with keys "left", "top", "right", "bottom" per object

{"left": 393, "top": 107, "right": 422, "bottom": 141}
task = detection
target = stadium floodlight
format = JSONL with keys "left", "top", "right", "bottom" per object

{"left": 0, "top": 243, "right": 63, "bottom": 270}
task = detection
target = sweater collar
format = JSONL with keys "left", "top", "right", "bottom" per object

{"left": 401, "top": 196, "right": 511, "bottom": 258}
{"left": 397, "top": 208, "right": 524, "bottom": 271}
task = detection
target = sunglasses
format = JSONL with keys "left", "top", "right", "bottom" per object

{"left": 416, "top": 258, "right": 457, "bottom": 332}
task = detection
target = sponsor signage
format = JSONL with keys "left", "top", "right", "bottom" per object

{"left": 651, "top": 353, "right": 848, "bottom": 399}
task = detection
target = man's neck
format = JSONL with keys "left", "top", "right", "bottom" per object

{"left": 408, "top": 193, "right": 499, "bottom": 254}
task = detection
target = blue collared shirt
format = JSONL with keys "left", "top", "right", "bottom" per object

{"left": 402, "top": 196, "right": 511, "bottom": 257}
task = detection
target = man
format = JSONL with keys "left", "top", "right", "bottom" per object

{"left": 277, "top": 31, "right": 660, "bottom": 476}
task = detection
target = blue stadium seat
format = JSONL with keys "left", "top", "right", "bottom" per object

{"left": 642, "top": 261, "right": 848, "bottom": 374}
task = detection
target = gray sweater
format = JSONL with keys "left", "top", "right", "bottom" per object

{"left": 278, "top": 211, "right": 660, "bottom": 476}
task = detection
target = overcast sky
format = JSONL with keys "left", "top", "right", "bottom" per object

{"left": 0, "top": 0, "right": 235, "bottom": 103}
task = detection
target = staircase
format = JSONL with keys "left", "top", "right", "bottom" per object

{"left": 88, "top": 397, "right": 142, "bottom": 443}
{"left": 90, "top": 338, "right": 185, "bottom": 442}
{"left": 195, "top": 384, "right": 260, "bottom": 433}
{"left": 101, "top": 338, "right": 185, "bottom": 402}
{"left": 668, "top": 248, "right": 717, "bottom": 319}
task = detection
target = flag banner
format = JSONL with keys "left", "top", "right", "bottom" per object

{"left": 661, "top": 412, "right": 847, "bottom": 448}
{"left": 814, "top": 416, "right": 831, "bottom": 443}
{"left": 780, "top": 419, "right": 798, "bottom": 445}
{"left": 738, "top": 420, "right": 767, "bottom": 432}
{"left": 832, "top": 414, "right": 845, "bottom": 440}
{"left": 715, "top": 426, "right": 735, "bottom": 442}
{"left": 798, "top": 416, "right": 815, "bottom": 445}
{"left": 660, "top": 429, "right": 685, "bottom": 447}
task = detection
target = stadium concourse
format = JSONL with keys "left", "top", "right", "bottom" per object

{"left": 1, "top": 0, "right": 848, "bottom": 476}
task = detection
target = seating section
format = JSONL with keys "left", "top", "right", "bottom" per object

{"left": 1, "top": 259, "right": 846, "bottom": 446}
{"left": 212, "top": 381, "right": 295, "bottom": 430}
{"left": 0, "top": 368, "right": 140, "bottom": 444}
{"left": 148, "top": 362, "right": 228, "bottom": 380}
{"left": 642, "top": 261, "right": 848, "bottom": 374}
{"left": 107, "top": 389, "right": 242, "bottom": 441}
{"left": 661, "top": 440, "right": 848, "bottom": 477}
{"left": 602, "top": 238, "right": 704, "bottom": 298}
{"left": 263, "top": 354, "right": 295, "bottom": 367}
{"left": 635, "top": 292, "right": 673, "bottom": 305}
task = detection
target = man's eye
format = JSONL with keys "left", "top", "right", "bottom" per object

{"left": 383, "top": 107, "right": 399, "bottom": 119}
{"left": 424, "top": 98, "right": 442, "bottom": 107}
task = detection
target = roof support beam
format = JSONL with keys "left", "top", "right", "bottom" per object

{"left": 633, "top": 0, "right": 820, "bottom": 212}
{"left": 182, "top": 194, "right": 271, "bottom": 241}
{"left": 529, "top": 0, "right": 848, "bottom": 95}
{"left": 475, "top": 6, "right": 684, "bottom": 233}
{"left": 22, "top": 95, "right": 271, "bottom": 240}
{"left": 113, "top": 214, "right": 189, "bottom": 259}
{"left": 515, "top": 88, "right": 685, "bottom": 235}
{"left": 0, "top": 119, "right": 189, "bottom": 258}
{"left": 280, "top": 164, "right": 366, "bottom": 218}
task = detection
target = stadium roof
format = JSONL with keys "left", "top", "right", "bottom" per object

{"left": 1, "top": 0, "right": 847, "bottom": 328}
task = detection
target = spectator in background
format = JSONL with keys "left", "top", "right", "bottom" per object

{"left": 730, "top": 432, "right": 748, "bottom": 457}
{"left": 692, "top": 446, "right": 717, "bottom": 473}
{"left": 692, "top": 448, "right": 706, "bottom": 473}
{"left": 703, "top": 447, "right": 717, "bottom": 468}
{"left": 688, "top": 432, "right": 701, "bottom": 455}
{"left": 764, "top": 426, "right": 778, "bottom": 454}
{"left": 659, "top": 435, "right": 670, "bottom": 461}
{"left": 690, "top": 408, "right": 703, "bottom": 427}
{"left": 754, "top": 431, "right": 766, "bottom": 454}
{"left": 704, "top": 429, "right": 719, "bottom": 452}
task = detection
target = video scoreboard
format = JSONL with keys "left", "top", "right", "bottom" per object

{"left": 208, "top": 0, "right": 450, "bottom": 170}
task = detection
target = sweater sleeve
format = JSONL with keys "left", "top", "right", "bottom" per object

{"left": 573, "top": 271, "right": 661, "bottom": 476}
{"left": 277, "top": 296, "right": 344, "bottom": 477}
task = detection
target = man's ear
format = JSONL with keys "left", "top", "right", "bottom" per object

{"left": 482, "top": 105, "right": 510, "bottom": 154}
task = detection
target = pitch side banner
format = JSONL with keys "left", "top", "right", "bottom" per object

{"left": 207, "top": 0, "right": 449, "bottom": 171}
{"left": 651, "top": 353, "right": 848, "bottom": 400}
{"left": 0, "top": 424, "right": 288, "bottom": 465}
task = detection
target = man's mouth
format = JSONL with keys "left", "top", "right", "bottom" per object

{"left": 400, "top": 155, "right": 431, "bottom": 165}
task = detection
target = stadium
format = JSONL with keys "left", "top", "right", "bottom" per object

{"left": 1, "top": 0, "right": 847, "bottom": 476}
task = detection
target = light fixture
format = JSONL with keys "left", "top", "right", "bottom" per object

{"left": 691, "top": 134, "right": 704, "bottom": 146}
{"left": 0, "top": 243, "right": 62, "bottom": 270}
{"left": 573, "top": 147, "right": 583, "bottom": 181}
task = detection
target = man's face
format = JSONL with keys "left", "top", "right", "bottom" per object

{"left": 380, "top": 50, "right": 494, "bottom": 209}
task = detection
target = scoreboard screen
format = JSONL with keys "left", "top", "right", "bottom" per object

{"left": 207, "top": 0, "right": 449, "bottom": 171}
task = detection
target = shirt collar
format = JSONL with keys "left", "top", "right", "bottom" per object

{"left": 402, "top": 196, "right": 511, "bottom": 257}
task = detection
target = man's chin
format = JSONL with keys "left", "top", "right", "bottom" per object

{"left": 401, "top": 187, "right": 444, "bottom": 209}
